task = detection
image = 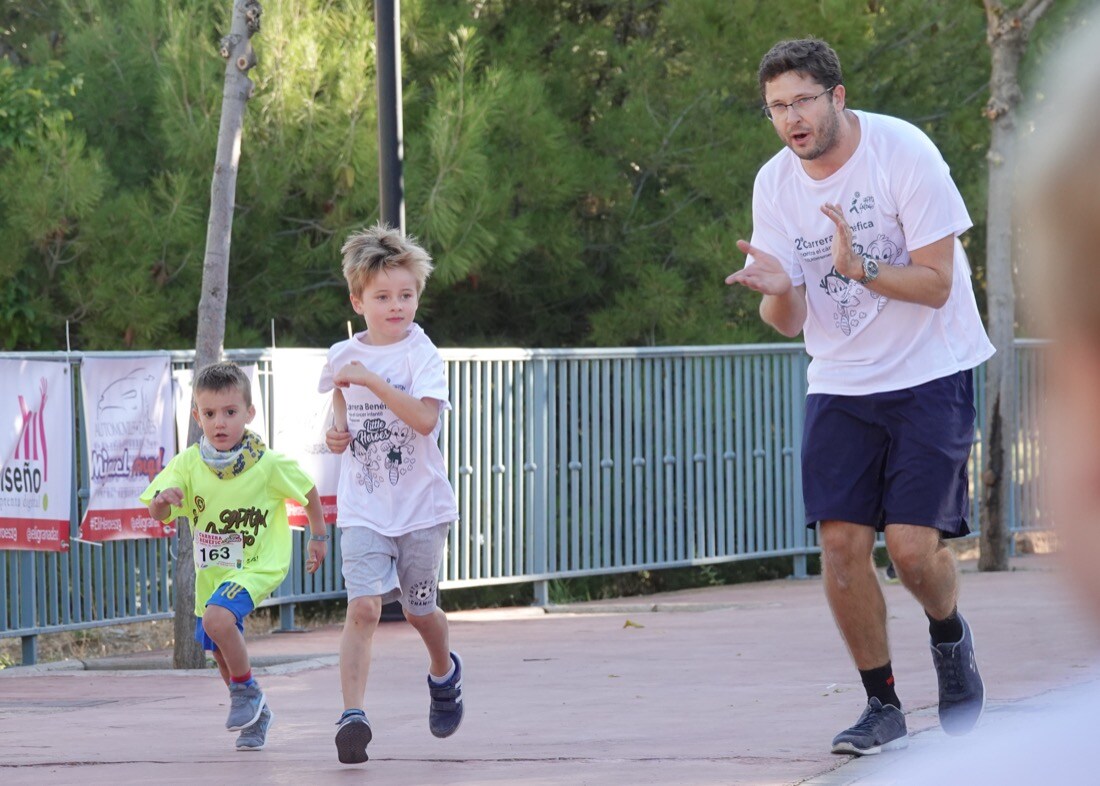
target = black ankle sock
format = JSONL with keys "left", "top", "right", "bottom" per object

{"left": 927, "top": 607, "right": 964, "bottom": 645}
{"left": 859, "top": 662, "right": 901, "bottom": 710}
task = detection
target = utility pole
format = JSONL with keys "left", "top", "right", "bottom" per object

{"left": 374, "top": 0, "right": 407, "bottom": 623}
{"left": 375, "top": 0, "right": 405, "bottom": 232}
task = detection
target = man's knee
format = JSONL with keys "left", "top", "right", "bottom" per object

{"left": 819, "top": 521, "right": 875, "bottom": 572}
{"left": 886, "top": 527, "right": 946, "bottom": 580}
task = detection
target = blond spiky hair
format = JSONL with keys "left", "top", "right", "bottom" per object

{"left": 340, "top": 223, "right": 434, "bottom": 297}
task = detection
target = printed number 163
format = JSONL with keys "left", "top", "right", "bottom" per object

{"left": 200, "top": 546, "right": 231, "bottom": 562}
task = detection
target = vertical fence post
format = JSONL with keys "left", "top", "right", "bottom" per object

{"left": 532, "top": 580, "right": 549, "bottom": 606}
{"left": 19, "top": 552, "right": 36, "bottom": 665}
{"left": 790, "top": 353, "right": 808, "bottom": 579}
{"left": 21, "top": 634, "right": 37, "bottom": 667}
{"left": 279, "top": 603, "right": 297, "bottom": 632}
{"left": 530, "top": 358, "right": 549, "bottom": 606}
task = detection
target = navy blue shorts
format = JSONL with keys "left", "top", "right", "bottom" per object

{"left": 195, "top": 581, "right": 254, "bottom": 652}
{"left": 801, "top": 370, "right": 975, "bottom": 537}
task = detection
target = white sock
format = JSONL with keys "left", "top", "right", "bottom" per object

{"left": 429, "top": 660, "right": 456, "bottom": 685}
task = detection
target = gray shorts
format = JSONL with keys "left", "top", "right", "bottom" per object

{"left": 339, "top": 522, "right": 451, "bottom": 616}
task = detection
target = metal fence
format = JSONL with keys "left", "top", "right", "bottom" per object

{"left": 1, "top": 342, "right": 1047, "bottom": 664}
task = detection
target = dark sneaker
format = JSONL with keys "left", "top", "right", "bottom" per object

{"left": 235, "top": 703, "right": 273, "bottom": 751}
{"left": 884, "top": 562, "right": 900, "bottom": 584}
{"left": 931, "top": 612, "right": 985, "bottom": 735}
{"left": 226, "top": 682, "right": 265, "bottom": 731}
{"left": 428, "top": 651, "right": 464, "bottom": 738}
{"left": 831, "top": 697, "right": 909, "bottom": 756}
{"left": 335, "top": 711, "right": 372, "bottom": 764}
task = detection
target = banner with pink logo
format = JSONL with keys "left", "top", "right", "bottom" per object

{"left": 78, "top": 356, "right": 177, "bottom": 542}
{"left": 0, "top": 360, "right": 74, "bottom": 552}
{"left": 271, "top": 349, "right": 339, "bottom": 526}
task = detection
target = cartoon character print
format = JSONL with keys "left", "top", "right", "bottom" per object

{"left": 382, "top": 424, "right": 416, "bottom": 486}
{"left": 820, "top": 267, "right": 863, "bottom": 336}
{"left": 348, "top": 419, "right": 415, "bottom": 493}
{"left": 863, "top": 234, "right": 902, "bottom": 313}
{"left": 350, "top": 437, "right": 384, "bottom": 493}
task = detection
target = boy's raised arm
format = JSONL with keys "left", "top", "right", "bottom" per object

{"left": 334, "top": 361, "right": 440, "bottom": 436}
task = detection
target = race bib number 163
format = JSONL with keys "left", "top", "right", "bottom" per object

{"left": 196, "top": 530, "right": 244, "bottom": 570}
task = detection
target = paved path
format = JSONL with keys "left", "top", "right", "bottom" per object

{"left": 1, "top": 554, "right": 1096, "bottom": 785}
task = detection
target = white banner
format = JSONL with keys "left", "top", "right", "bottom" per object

{"left": 79, "top": 356, "right": 176, "bottom": 541}
{"left": 0, "top": 360, "right": 73, "bottom": 551}
{"left": 271, "top": 349, "right": 339, "bottom": 525}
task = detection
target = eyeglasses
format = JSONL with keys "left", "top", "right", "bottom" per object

{"left": 762, "top": 86, "right": 837, "bottom": 121}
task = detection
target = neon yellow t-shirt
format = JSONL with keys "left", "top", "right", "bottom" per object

{"left": 140, "top": 445, "right": 315, "bottom": 618}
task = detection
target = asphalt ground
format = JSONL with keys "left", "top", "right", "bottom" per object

{"left": 1, "top": 553, "right": 1095, "bottom": 785}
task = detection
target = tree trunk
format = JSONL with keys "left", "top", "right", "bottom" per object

{"left": 173, "top": 0, "right": 263, "bottom": 669}
{"left": 978, "top": 0, "right": 1052, "bottom": 572}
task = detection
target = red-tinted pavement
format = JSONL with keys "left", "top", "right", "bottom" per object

{"left": 1, "top": 554, "right": 1096, "bottom": 785}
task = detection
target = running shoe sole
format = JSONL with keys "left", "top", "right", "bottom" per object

{"left": 335, "top": 719, "right": 373, "bottom": 764}
{"left": 832, "top": 735, "right": 909, "bottom": 756}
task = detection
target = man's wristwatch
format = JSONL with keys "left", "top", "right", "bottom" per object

{"left": 859, "top": 257, "right": 880, "bottom": 285}
{"left": 310, "top": 533, "right": 331, "bottom": 542}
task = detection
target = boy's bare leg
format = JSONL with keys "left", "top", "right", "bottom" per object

{"left": 202, "top": 606, "right": 251, "bottom": 677}
{"left": 819, "top": 521, "right": 889, "bottom": 669}
{"left": 404, "top": 607, "right": 452, "bottom": 677}
{"left": 340, "top": 595, "right": 382, "bottom": 710}
{"left": 211, "top": 647, "right": 231, "bottom": 685}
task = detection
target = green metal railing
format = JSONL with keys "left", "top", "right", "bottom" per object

{"left": 0, "top": 342, "right": 1046, "bottom": 664}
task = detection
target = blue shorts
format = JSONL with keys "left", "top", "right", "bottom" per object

{"left": 194, "top": 581, "right": 255, "bottom": 652}
{"left": 801, "top": 370, "right": 975, "bottom": 537}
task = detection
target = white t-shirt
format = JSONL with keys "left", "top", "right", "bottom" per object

{"left": 747, "top": 110, "right": 994, "bottom": 395}
{"left": 318, "top": 323, "right": 459, "bottom": 536}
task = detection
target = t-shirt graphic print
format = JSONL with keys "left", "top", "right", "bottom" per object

{"left": 319, "top": 323, "right": 459, "bottom": 537}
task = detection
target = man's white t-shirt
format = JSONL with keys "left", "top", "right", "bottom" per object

{"left": 318, "top": 323, "right": 459, "bottom": 536}
{"left": 747, "top": 110, "right": 994, "bottom": 396}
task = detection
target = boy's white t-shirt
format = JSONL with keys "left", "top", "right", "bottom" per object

{"left": 318, "top": 323, "right": 459, "bottom": 536}
{"left": 747, "top": 110, "right": 995, "bottom": 396}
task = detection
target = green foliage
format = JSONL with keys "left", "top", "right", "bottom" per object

{"left": 0, "top": 121, "right": 112, "bottom": 340}
{"left": 0, "top": 0, "right": 1089, "bottom": 351}
{"left": 0, "top": 59, "right": 80, "bottom": 150}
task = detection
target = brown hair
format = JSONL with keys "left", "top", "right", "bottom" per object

{"left": 758, "top": 38, "right": 843, "bottom": 102}
{"left": 192, "top": 362, "right": 252, "bottom": 408}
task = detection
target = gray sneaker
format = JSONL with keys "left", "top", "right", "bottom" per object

{"left": 335, "top": 711, "right": 372, "bottom": 764}
{"left": 428, "top": 651, "right": 464, "bottom": 738}
{"left": 235, "top": 703, "right": 273, "bottom": 751}
{"left": 831, "top": 698, "right": 909, "bottom": 756}
{"left": 931, "top": 612, "right": 985, "bottom": 735}
{"left": 226, "top": 682, "right": 265, "bottom": 731}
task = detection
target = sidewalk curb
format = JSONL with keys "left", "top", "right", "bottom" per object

{"left": 0, "top": 653, "right": 339, "bottom": 678}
